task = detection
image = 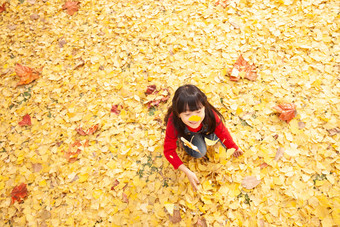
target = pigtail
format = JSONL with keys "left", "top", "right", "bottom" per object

{"left": 203, "top": 102, "right": 225, "bottom": 135}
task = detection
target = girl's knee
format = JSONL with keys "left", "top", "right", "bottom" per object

{"left": 193, "top": 148, "right": 207, "bottom": 158}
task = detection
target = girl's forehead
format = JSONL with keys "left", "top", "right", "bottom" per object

{"left": 183, "top": 104, "right": 205, "bottom": 112}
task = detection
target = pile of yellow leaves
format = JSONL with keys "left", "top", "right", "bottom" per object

{"left": 0, "top": 0, "right": 339, "bottom": 226}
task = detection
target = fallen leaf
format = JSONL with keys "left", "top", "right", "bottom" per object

{"left": 122, "top": 193, "right": 129, "bottom": 203}
{"left": 111, "top": 179, "right": 120, "bottom": 190}
{"left": 228, "top": 55, "right": 257, "bottom": 81}
{"left": 260, "top": 162, "right": 269, "bottom": 169}
{"left": 205, "top": 137, "right": 219, "bottom": 146}
{"left": 0, "top": 2, "right": 7, "bottom": 13}
{"left": 273, "top": 103, "right": 296, "bottom": 123}
{"left": 62, "top": 1, "right": 80, "bottom": 16}
{"left": 275, "top": 147, "right": 284, "bottom": 161}
{"left": 15, "top": 63, "right": 42, "bottom": 86}
{"left": 145, "top": 85, "right": 157, "bottom": 95}
{"left": 298, "top": 121, "right": 306, "bottom": 129}
{"left": 195, "top": 218, "right": 208, "bottom": 227}
{"left": 169, "top": 209, "right": 181, "bottom": 224}
{"left": 40, "top": 210, "right": 51, "bottom": 220}
{"left": 18, "top": 114, "right": 32, "bottom": 126}
{"left": 11, "top": 183, "right": 28, "bottom": 204}
{"left": 32, "top": 163, "right": 42, "bottom": 172}
{"left": 75, "top": 127, "right": 87, "bottom": 136}
{"left": 63, "top": 140, "right": 88, "bottom": 163}
{"left": 30, "top": 13, "right": 39, "bottom": 20}
{"left": 73, "top": 58, "right": 85, "bottom": 69}
{"left": 327, "top": 128, "right": 340, "bottom": 136}
{"left": 215, "top": 0, "right": 229, "bottom": 8}
{"left": 58, "top": 39, "right": 67, "bottom": 48}
{"left": 111, "top": 105, "right": 121, "bottom": 115}
{"left": 242, "top": 176, "right": 261, "bottom": 189}
{"left": 145, "top": 88, "right": 170, "bottom": 109}
{"left": 76, "top": 124, "right": 99, "bottom": 135}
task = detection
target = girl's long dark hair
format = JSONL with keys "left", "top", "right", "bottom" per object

{"left": 164, "top": 84, "right": 225, "bottom": 138}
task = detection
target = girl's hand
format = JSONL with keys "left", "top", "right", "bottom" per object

{"left": 233, "top": 149, "right": 243, "bottom": 158}
{"left": 185, "top": 170, "right": 200, "bottom": 191}
{"left": 178, "top": 164, "right": 200, "bottom": 191}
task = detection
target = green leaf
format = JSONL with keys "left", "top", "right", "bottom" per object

{"left": 148, "top": 106, "right": 156, "bottom": 116}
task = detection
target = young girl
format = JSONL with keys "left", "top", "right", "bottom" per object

{"left": 164, "top": 84, "right": 243, "bottom": 190}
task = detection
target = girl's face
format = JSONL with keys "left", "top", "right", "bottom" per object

{"left": 179, "top": 106, "right": 205, "bottom": 129}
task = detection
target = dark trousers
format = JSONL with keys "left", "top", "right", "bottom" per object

{"left": 181, "top": 127, "right": 225, "bottom": 158}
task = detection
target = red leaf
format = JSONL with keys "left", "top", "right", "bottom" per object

{"left": 111, "top": 105, "right": 121, "bottom": 115}
{"left": 15, "top": 63, "right": 41, "bottom": 86}
{"left": 111, "top": 179, "right": 120, "bottom": 190}
{"left": 0, "top": 2, "right": 7, "bottom": 13}
{"left": 87, "top": 124, "right": 99, "bottom": 135}
{"left": 122, "top": 193, "right": 129, "bottom": 203}
{"left": 273, "top": 103, "right": 296, "bottom": 123}
{"left": 229, "top": 55, "right": 257, "bottom": 81}
{"left": 241, "top": 176, "right": 261, "bottom": 189}
{"left": 215, "top": 0, "right": 229, "bottom": 8}
{"left": 75, "top": 127, "right": 87, "bottom": 135}
{"left": 63, "top": 140, "right": 88, "bottom": 163}
{"left": 62, "top": 1, "right": 80, "bottom": 16}
{"left": 145, "top": 88, "right": 170, "bottom": 109}
{"left": 145, "top": 85, "right": 157, "bottom": 95}
{"left": 76, "top": 124, "right": 99, "bottom": 135}
{"left": 260, "top": 162, "right": 268, "bottom": 169}
{"left": 18, "top": 114, "right": 32, "bottom": 126}
{"left": 11, "top": 183, "right": 28, "bottom": 204}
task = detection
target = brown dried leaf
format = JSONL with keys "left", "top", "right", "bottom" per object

{"left": 327, "top": 128, "right": 340, "bottom": 136}
{"left": 275, "top": 147, "right": 285, "bottom": 161}
{"left": 30, "top": 13, "right": 39, "bottom": 20}
{"left": 32, "top": 163, "right": 42, "bottom": 172}
{"left": 241, "top": 176, "right": 261, "bottom": 189}
{"left": 169, "top": 209, "right": 181, "bottom": 224}
{"left": 195, "top": 218, "right": 208, "bottom": 227}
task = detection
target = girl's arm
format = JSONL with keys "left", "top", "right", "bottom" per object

{"left": 214, "top": 113, "right": 243, "bottom": 157}
{"left": 163, "top": 118, "right": 183, "bottom": 169}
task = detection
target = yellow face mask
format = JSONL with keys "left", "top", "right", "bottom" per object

{"left": 188, "top": 115, "right": 202, "bottom": 122}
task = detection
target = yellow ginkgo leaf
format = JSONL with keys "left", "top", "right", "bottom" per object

{"left": 188, "top": 115, "right": 201, "bottom": 122}
{"left": 205, "top": 137, "right": 219, "bottom": 146}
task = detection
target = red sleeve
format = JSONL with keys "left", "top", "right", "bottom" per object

{"left": 214, "top": 112, "right": 239, "bottom": 150}
{"left": 163, "top": 116, "right": 183, "bottom": 169}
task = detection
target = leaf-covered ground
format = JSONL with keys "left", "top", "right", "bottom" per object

{"left": 0, "top": 0, "right": 339, "bottom": 226}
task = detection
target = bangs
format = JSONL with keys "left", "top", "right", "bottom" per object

{"left": 176, "top": 93, "right": 204, "bottom": 113}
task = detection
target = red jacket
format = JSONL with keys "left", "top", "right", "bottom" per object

{"left": 164, "top": 112, "right": 239, "bottom": 169}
